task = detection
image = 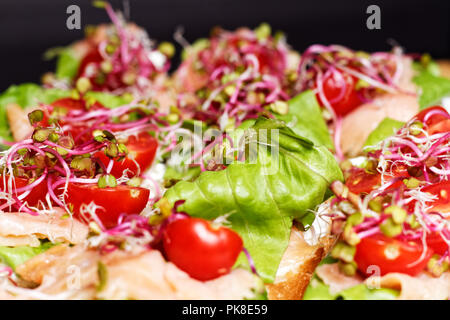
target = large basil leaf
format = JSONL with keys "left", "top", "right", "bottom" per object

{"left": 277, "top": 90, "right": 334, "bottom": 149}
{"left": 163, "top": 117, "right": 342, "bottom": 282}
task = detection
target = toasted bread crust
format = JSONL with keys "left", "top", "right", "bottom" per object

{"left": 438, "top": 60, "right": 450, "bottom": 79}
{"left": 266, "top": 226, "right": 336, "bottom": 300}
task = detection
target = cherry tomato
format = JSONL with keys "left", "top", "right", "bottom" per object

{"left": 163, "top": 217, "right": 243, "bottom": 281}
{"left": 76, "top": 48, "right": 103, "bottom": 90}
{"left": 345, "top": 165, "right": 409, "bottom": 195}
{"left": 0, "top": 175, "right": 47, "bottom": 210}
{"left": 65, "top": 183, "right": 150, "bottom": 228}
{"left": 76, "top": 48, "right": 125, "bottom": 91}
{"left": 345, "top": 168, "right": 381, "bottom": 194}
{"left": 96, "top": 132, "right": 158, "bottom": 178}
{"left": 428, "top": 119, "right": 450, "bottom": 135}
{"left": 316, "top": 71, "right": 362, "bottom": 116}
{"left": 421, "top": 181, "right": 450, "bottom": 213}
{"left": 49, "top": 98, "right": 105, "bottom": 142}
{"left": 354, "top": 234, "right": 433, "bottom": 277}
{"left": 424, "top": 232, "right": 448, "bottom": 256}
{"left": 415, "top": 106, "right": 449, "bottom": 127}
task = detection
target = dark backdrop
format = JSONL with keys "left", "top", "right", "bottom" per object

{"left": 0, "top": 0, "right": 449, "bottom": 91}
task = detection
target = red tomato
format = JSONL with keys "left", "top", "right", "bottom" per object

{"left": 96, "top": 132, "right": 158, "bottom": 178}
{"left": 345, "top": 165, "right": 409, "bottom": 195}
{"left": 0, "top": 175, "right": 47, "bottom": 210}
{"left": 354, "top": 234, "right": 433, "bottom": 277}
{"left": 421, "top": 181, "right": 450, "bottom": 213}
{"left": 48, "top": 98, "right": 105, "bottom": 142}
{"left": 345, "top": 168, "right": 381, "bottom": 194}
{"left": 316, "top": 71, "right": 362, "bottom": 116}
{"left": 76, "top": 49, "right": 103, "bottom": 79}
{"left": 76, "top": 48, "right": 125, "bottom": 91}
{"left": 415, "top": 106, "right": 449, "bottom": 127}
{"left": 428, "top": 119, "right": 450, "bottom": 135}
{"left": 425, "top": 232, "right": 448, "bottom": 256}
{"left": 65, "top": 183, "right": 150, "bottom": 228}
{"left": 163, "top": 217, "right": 243, "bottom": 281}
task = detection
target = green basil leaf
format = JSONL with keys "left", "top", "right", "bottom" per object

{"left": 277, "top": 90, "right": 334, "bottom": 149}
{"left": 163, "top": 117, "right": 342, "bottom": 282}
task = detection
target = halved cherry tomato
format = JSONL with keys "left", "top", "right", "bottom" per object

{"left": 316, "top": 71, "right": 362, "bottom": 117}
{"left": 76, "top": 49, "right": 103, "bottom": 87}
{"left": 51, "top": 97, "right": 105, "bottom": 113}
{"left": 424, "top": 232, "right": 448, "bottom": 256}
{"left": 0, "top": 175, "right": 47, "bottom": 209}
{"left": 96, "top": 132, "right": 158, "bottom": 178}
{"left": 354, "top": 234, "right": 433, "bottom": 277}
{"left": 163, "top": 217, "right": 243, "bottom": 281}
{"left": 345, "top": 168, "right": 381, "bottom": 194}
{"left": 76, "top": 48, "right": 125, "bottom": 91}
{"left": 415, "top": 106, "right": 449, "bottom": 127}
{"left": 345, "top": 165, "right": 409, "bottom": 195}
{"left": 428, "top": 119, "right": 450, "bottom": 135}
{"left": 50, "top": 98, "right": 105, "bottom": 142}
{"left": 65, "top": 183, "right": 150, "bottom": 228}
{"left": 421, "top": 180, "right": 450, "bottom": 213}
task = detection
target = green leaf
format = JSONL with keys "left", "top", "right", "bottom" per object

{"left": 412, "top": 60, "right": 441, "bottom": 77}
{"left": 55, "top": 49, "right": 81, "bottom": 80}
{"left": 163, "top": 117, "right": 342, "bottom": 282}
{"left": 0, "top": 241, "right": 55, "bottom": 270}
{"left": 413, "top": 73, "right": 450, "bottom": 110}
{"left": 277, "top": 90, "right": 334, "bottom": 149}
{"left": 303, "top": 274, "right": 399, "bottom": 300}
{"left": 163, "top": 166, "right": 202, "bottom": 186}
{"left": 363, "top": 117, "right": 404, "bottom": 151}
{"left": 303, "top": 276, "right": 337, "bottom": 300}
{"left": 84, "top": 91, "right": 134, "bottom": 109}
{"left": 339, "top": 284, "right": 399, "bottom": 300}
{"left": 0, "top": 83, "right": 71, "bottom": 140}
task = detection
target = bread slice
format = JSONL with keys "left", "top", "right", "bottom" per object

{"left": 266, "top": 225, "right": 337, "bottom": 300}
{"left": 437, "top": 60, "right": 450, "bottom": 79}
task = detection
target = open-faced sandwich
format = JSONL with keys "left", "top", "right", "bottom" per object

{"left": 304, "top": 106, "right": 450, "bottom": 299}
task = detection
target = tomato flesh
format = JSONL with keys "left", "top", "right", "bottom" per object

{"left": 415, "top": 106, "right": 449, "bottom": 127}
{"left": 421, "top": 181, "right": 450, "bottom": 213}
{"left": 345, "top": 168, "right": 381, "bottom": 194}
{"left": 65, "top": 183, "right": 150, "bottom": 228}
{"left": 316, "top": 71, "right": 362, "bottom": 117}
{"left": 96, "top": 132, "right": 158, "bottom": 178}
{"left": 354, "top": 234, "right": 433, "bottom": 277}
{"left": 0, "top": 175, "right": 47, "bottom": 210}
{"left": 163, "top": 217, "right": 243, "bottom": 281}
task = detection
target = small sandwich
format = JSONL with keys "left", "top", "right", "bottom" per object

{"left": 42, "top": 2, "right": 175, "bottom": 110}
{"left": 305, "top": 106, "right": 450, "bottom": 300}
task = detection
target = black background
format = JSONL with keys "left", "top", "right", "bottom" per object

{"left": 0, "top": 0, "right": 449, "bottom": 91}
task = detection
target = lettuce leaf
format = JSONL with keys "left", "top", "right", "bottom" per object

{"left": 363, "top": 117, "right": 404, "bottom": 150}
{"left": 55, "top": 48, "right": 81, "bottom": 80}
{"left": 277, "top": 90, "right": 333, "bottom": 149}
{"left": 163, "top": 117, "right": 342, "bottom": 282}
{"left": 84, "top": 91, "right": 134, "bottom": 109}
{"left": 413, "top": 73, "right": 450, "bottom": 110}
{"left": 0, "top": 83, "right": 133, "bottom": 141}
{"left": 303, "top": 275, "right": 399, "bottom": 300}
{"left": 0, "top": 83, "right": 71, "bottom": 141}
{"left": 0, "top": 241, "right": 55, "bottom": 270}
